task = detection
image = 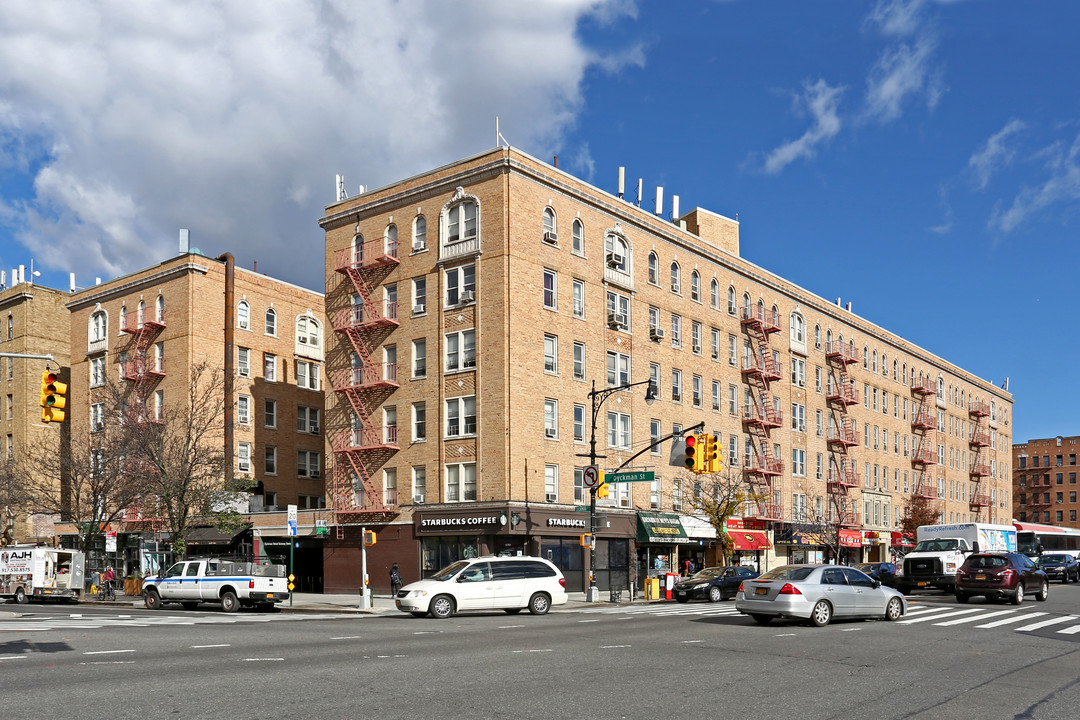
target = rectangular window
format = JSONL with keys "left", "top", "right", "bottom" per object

{"left": 237, "top": 395, "right": 250, "bottom": 424}
{"left": 815, "top": 409, "right": 823, "bottom": 437}
{"left": 544, "top": 465, "right": 558, "bottom": 501}
{"left": 815, "top": 366, "right": 822, "bottom": 394}
{"left": 573, "top": 341, "right": 586, "bottom": 381}
{"left": 413, "top": 402, "right": 426, "bottom": 441}
{"left": 573, "top": 404, "right": 586, "bottom": 442}
{"left": 650, "top": 363, "right": 661, "bottom": 398}
{"left": 90, "top": 357, "right": 106, "bottom": 387}
{"left": 296, "top": 360, "right": 320, "bottom": 390}
{"left": 297, "top": 450, "right": 321, "bottom": 478}
{"left": 791, "top": 449, "right": 806, "bottom": 477}
{"left": 572, "top": 278, "right": 585, "bottom": 318}
{"left": 445, "top": 264, "right": 476, "bottom": 306}
{"left": 90, "top": 402, "right": 104, "bottom": 431}
{"left": 264, "top": 399, "right": 277, "bottom": 428}
{"left": 445, "top": 330, "right": 476, "bottom": 372}
{"left": 607, "top": 351, "right": 630, "bottom": 387}
{"left": 238, "top": 442, "right": 251, "bottom": 472}
{"left": 413, "top": 466, "right": 427, "bottom": 500}
{"left": 691, "top": 321, "right": 702, "bottom": 355}
{"left": 264, "top": 353, "right": 277, "bottom": 381}
{"left": 791, "top": 357, "right": 806, "bottom": 388}
{"left": 413, "top": 277, "right": 427, "bottom": 313}
{"left": 574, "top": 467, "right": 585, "bottom": 503}
{"left": 728, "top": 334, "right": 737, "bottom": 366}
{"left": 264, "top": 446, "right": 277, "bottom": 475}
{"left": 791, "top": 403, "right": 806, "bottom": 432}
{"left": 544, "top": 399, "right": 558, "bottom": 439}
{"left": 671, "top": 370, "right": 682, "bottom": 402}
{"left": 712, "top": 381, "right": 721, "bottom": 412}
{"left": 544, "top": 334, "right": 558, "bottom": 374}
{"left": 543, "top": 269, "right": 557, "bottom": 309}
{"left": 711, "top": 328, "right": 721, "bottom": 360}
{"left": 670, "top": 315, "right": 682, "bottom": 348}
{"left": 650, "top": 419, "right": 662, "bottom": 455}
{"left": 607, "top": 411, "right": 631, "bottom": 449}
{"left": 606, "top": 291, "right": 630, "bottom": 329}
{"left": 692, "top": 374, "right": 703, "bottom": 408}
{"left": 446, "top": 396, "right": 477, "bottom": 437}
{"left": 238, "top": 347, "right": 250, "bottom": 377}
{"left": 446, "top": 462, "right": 477, "bottom": 502}
{"left": 728, "top": 384, "right": 738, "bottom": 415}
{"left": 413, "top": 339, "right": 427, "bottom": 377}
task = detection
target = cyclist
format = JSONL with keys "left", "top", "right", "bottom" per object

{"left": 103, "top": 566, "right": 116, "bottom": 600}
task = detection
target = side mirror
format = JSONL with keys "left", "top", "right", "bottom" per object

{"left": 872, "top": 578, "right": 881, "bottom": 589}
{"left": 971, "top": 541, "right": 980, "bottom": 554}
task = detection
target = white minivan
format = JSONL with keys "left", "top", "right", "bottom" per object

{"left": 394, "top": 556, "right": 568, "bottom": 618}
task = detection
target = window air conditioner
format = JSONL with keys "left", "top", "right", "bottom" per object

{"left": 545, "top": 492, "right": 558, "bottom": 503}
{"left": 606, "top": 253, "right": 623, "bottom": 268}
{"left": 543, "top": 231, "right": 558, "bottom": 244}
{"left": 413, "top": 304, "right": 425, "bottom": 315}
{"left": 607, "top": 312, "right": 626, "bottom": 329}
{"left": 413, "top": 241, "right": 425, "bottom": 252}
{"left": 413, "top": 494, "right": 426, "bottom": 504}
{"left": 712, "top": 351, "right": 720, "bottom": 360}
{"left": 311, "top": 469, "right": 321, "bottom": 478}
{"left": 672, "top": 502, "right": 683, "bottom": 511}
{"left": 545, "top": 428, "right": 557, "bottom": 439}
{"left": 460, "top": 290, "right": 475, "bottom": 304}
{"left": 649, "top": 327, "right": 665, "bottom": 341}
{"left": 310, "top": 425, "right": 320, "bottom": 435}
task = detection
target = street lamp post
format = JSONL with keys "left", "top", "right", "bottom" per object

{"left": 584, "top": 378, "right": 656, "bottom": 602}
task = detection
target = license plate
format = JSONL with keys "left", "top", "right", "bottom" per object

{"left": 677, "top": 591, "right": 686, "bottom": 596}
{"left": 917, "top": 581, "right": 928, "bottom": 587}
{"left": 266, "top": 593, "right": 274, "bottom": 598}
{"left": 755, "top": 587, "right": 768, "bottom": 595}
{"left": 975, "top": 575, "right": 986, "bottom": 580}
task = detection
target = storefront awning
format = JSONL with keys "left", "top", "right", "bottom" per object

{"left": 729, "top": 530, "right": 771, "bottom": 551}
{"left": 679, "top": 515, "right": 718, "bottom": 539}
{"left": 838, "top": 529, "right": 862, "bottom": 548}
{"left": 187, "top": 526, "right": 247, "bottom": 546}
{"left": 637, "top": 512, "right": 690, "bottom": 544}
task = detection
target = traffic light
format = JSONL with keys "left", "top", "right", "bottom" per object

{"left": 40, "top": 370, "right": 67, "bottom": 423}
{"left": 362, "top": 529, "right": 377, "bottom": 546}
{"left": 684, "top": 433, "right": 703, "bottom": 473}
{"left": 703, "top": 433, "right": 722, "bottom": 474}
{"left": 596, "top": 476, "right": 609, "bottom": 499}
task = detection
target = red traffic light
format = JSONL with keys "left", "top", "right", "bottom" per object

{"left": 685, "top": 435, "right": 697, "bottom": 447}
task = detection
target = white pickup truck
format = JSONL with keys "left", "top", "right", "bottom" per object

{"left": 142, "top": 558, "right": 289, "bottom": 612}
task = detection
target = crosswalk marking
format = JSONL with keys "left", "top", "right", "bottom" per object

{"left": 1056, "top": 624, "right": 1080, "bottom": 635}
{"left": 898, "top": 608, "right": 985, "bottom": 624}
{"left": 976, "top": 612, "right": 1046, "bottom": 628}
{"left": 1015, "top": 615, "right": 1078, "bottom": 632}
{"left": 934, "top": 609, "right": 1016, "bottom": 626}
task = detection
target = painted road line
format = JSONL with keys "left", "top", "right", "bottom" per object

{"left": 191, "top": 644, "right": 231, "bottom": 648}
{"left": 1056, "top": 624, "right": 1080, "bottom": 635}
{"left": 976, "top": 612, "right": 1047, "bottom": 629}
{"left": 934, "top": 609, "right": 1016, "bottom": 626}
{"left": 331, "top": 636, "right": 362, "bottom": 640}
{"left": 1015, "top": 615, "right": 1078, "bottom": 632}
{"left": 681, "top": 640, "right": 705, "bottom": 644}
{"left": 84, "top": 649, "right": 136, "bottom": 655}
{"left": 498, "top": 625, "right": 525, "bottom": 629}
{"left": 601, "top": 645, "right": 631, "bottom": 649}
{"left": 0, "top": 655, "right": 27, "bottom": 660}
{"left": 898, "top": 608, "right": 985, "bottom": 624}
{"left": 578, "top": 619, "right": 600, "bottom": 623}
{"left": 80, "top": 661, "right": 135, "bottom": 665}
{"left": 511, "top": 649, "right": 553, "bottom": 653}
{"left": 243, "top": 658, "right": 285, "bottom": 662}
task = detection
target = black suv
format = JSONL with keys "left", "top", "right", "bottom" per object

{"left": 955, "top": 552, "right": 1049, "bottom": 605}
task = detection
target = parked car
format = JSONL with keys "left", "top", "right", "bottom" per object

{"left": 673, "top": 566, "right": 759, "bottom": 603}
{"left": 394, "top": 556, "right": 567, "bottom": 619}
{"left": 955, "top": 552, "right": 1049, "bottom": 604}
{"left": 734, "top": 564, "right": 907, "bottom": 627}
{"left": 1034, "top": 554, "right": 1080, "bottom": 584}
{"left": 854, "top": 562, "right": 897, "bottom": 588}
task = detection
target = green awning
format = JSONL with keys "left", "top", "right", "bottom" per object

{"left": 636, "top": 512, "right": 690, "bottom": 544}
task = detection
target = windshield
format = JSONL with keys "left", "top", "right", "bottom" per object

{"left": 692, "top": 569, "right": 724, "bottom": 578}
{"left": 430, "top": 561, "right": 470, "bottom": 581}
{"left": 912, "top": 539, "right": 959, "bottom": 553}
{"left": 854, "top": 564, "right": 878, "bottom": 572}
{"left": 756, "top": 566, "right": 815, "bottom": 582}
{"left": 1038, "top": 555, "right": 1070, "bottom": 564}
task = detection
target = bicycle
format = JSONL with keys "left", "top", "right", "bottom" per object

{"left": 100, "top": 579, "right": 116, "bottom": 601}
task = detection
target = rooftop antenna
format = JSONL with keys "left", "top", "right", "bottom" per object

{"left": 69, "top": 273, "right": 76, "bottom": 293}
{"left": 496, "top": 116, "right": 509, "bottom": 147}
{"left": 179, "top": 228, "right": 189, "bottom": 254}
{"left": 1, "top": 270, "right": 6, "bottom": 289}
{"left": 336, "top": 174, "right": 348, "bottom": 202}
{"left": 636, "top": 178, "right": 643, "bottom": 207}
{"left": 672, "top": 195, "right": 680, "bottom": 223}
{"left": 617, "top": 167, "right": 625, "bottom": 199}
{"left": 654, "top": 187, "right": 664, "bottom": 217}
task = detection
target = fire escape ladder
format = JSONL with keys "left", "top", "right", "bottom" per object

{"left": 741, "top": 307, "right": 782, "bottom": 523}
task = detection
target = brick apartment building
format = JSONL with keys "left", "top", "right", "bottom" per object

{"left": 1014, "top": 435, "right": 1080, "bottom": 525}
{"left": 62, "top": 249, "right": 327, "bottom": 582}
{"left": 0, "top": 281, "right": 71, "bottom": 544}
{"left": 318, "top": 146, "right": 1015, "bottom": 594}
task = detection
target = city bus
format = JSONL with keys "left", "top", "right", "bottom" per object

{"left": 1014, "top": 521, "right": 1080, "bottom": 556}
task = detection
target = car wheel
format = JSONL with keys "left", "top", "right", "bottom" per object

{"left": 675, "top": 596, "right": 689, "bottom": 604}
{"left": 1035, "top": 580, "right": 1049, "bottom": 602}
{"left": 410, "top": 611, "right": 428, "bottom": 618}
{"left": 1011, "top": 583, "right": 1025, "bottom": 606}
{"left": 955, "top": 592, "right": 970, "bottom": 604}
{"left": 751, "top": 614, "right": 773, "bottom": 625}
{"left": 430, "top": 594, "right": 455, "bottom": 619}
{"left": 144, "top": 590, "right": 162, "bottom": 610}
{"left": 504, "top": 608, "right": 522, "bottom": 615}
{"left": 181, "top": 602, "right": 198, "bottom": 611}
{"left": 708, "top": 586, "right": 723, "bottom": 603}
{"left": 528, "top": 592, "right": 551, "bottom": 616}
{"left": 885, "top": 597, "right": 903, "bottom": 621}
{"left": 810, "top": 600, "right": 832, "bottom": 627}
{"left": 220, "top": 590, "right": 239, "bottom": 613}
{"left": 14, "top": 587, "right": 28, "bottom": 604}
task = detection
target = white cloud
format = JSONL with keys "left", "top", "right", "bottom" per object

{"left": 862, "top": 34, "right": 942, "bottom": 123}
{"left": 761, "top": 79, "right": 845, "bottom": 175}
{"left": 968, "top": 119, "right": 1026, "bottom": 190}
{"left": 990, "top": 132, "right": 1080, "bottom": 233}
{"left": 0, "top": 0, "right": 632, "bottom": 290}
{"left": 867, "top": 0, "right": 930, "bottom": 37}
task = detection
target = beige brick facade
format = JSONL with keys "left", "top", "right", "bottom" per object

{"left": 321, "top": 146, "right": 1014, "bottom": 577}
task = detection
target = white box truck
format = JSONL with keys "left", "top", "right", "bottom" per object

{"left": 0, "top": 545, "right": 86, "bottom": 604}
{"left": 895, "top": 523, "right": 1016, "bottom": 594}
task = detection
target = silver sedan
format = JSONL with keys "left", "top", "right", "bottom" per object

{"left": 735, "top": 564, "right": 907, "bottom": 627}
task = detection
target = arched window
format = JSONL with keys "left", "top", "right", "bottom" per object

{"left": 412, "top": 215, "right": 427, "bottom": 251}
{"left": 872, "top": 350, "right": 877, "bottom": 372}
{"left": 572, "top": 219, "right": 584, "bottom": 255}
{"left": 351, "top": 232, "right": 364, "bottom": 263}
{"left": 863, "top": 345, "right": 869, "bottom": 368}
{"left": 446, "top": 199, "right": 478, "bottom": 244}
{"left": 771, "top": 304, "right": 779, "bottom": 328}
{"left": 893, "top": 359, "right": 898, "bottom": 380}
{"left": 542, "top": 207, "right": 556, "bottom": 238}
{"left": 690, "top": 271, "right": 701, "bottom": 302}
{"left": 265, "top": 307, "right": 277, "bottom": 336}
{"left": 827, "top": 329, "right": 834, "bottom": 350}
{"left": 937, "top": 376, "right": 945, "bottom": 396}
{"left": 790, "top": 312, "right": 805, "bottom": 344}
{"left": 647, "top": 252, "right": 659, "bottom": 285}
{"left": 727, "top": 286, "right": 737, "bottom": 315}
{"left": 238, "top": 301, "right": 250, "bottom": 330}
{"left": 670, "top": 262, "right": 681, "bottom": 293}
{"left": 881, "top": 353, "right": 887, "bottom": 377}
{"left": 297, "top": 315, "right": 321, "bottom": 349}
{"left": 604, "top": 233, "right": 629, "bottom": 273}
{"left": 814, "top": 323, "right": 821, "bottom": 349}
{"left": 386, "top": 223, "right": 398, "bottom": 253}
{"left": 848, "top": 338, "right": 856, "bottom": 358}
{"left": 119, "top": 305, "right": 128, "bottom": 332}
{"left": 710, "top": 279, "right": 719, "bottom": 309}
{"left": 742, "top": 293, "right": 751, "bottom": 318}
{"left": 89, "top": 311, "right": 107, "bottom": 343}
{"left": 155, "top": 295, "right": 165, "bottom": 322}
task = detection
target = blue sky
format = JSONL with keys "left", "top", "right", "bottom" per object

{"left": 0, "top": 0, "right": 1077, "bottom": 442}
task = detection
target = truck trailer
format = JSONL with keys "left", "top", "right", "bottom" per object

{"left": 0, "top": 545, "right": 86, "bottom": 604}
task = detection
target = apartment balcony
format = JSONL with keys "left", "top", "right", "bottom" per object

{"left": 743, "top": 404, "right": 783, "bottom": 429}
{"left": 826, "top": 381, "right": 858, "bottom": 406}
{"left": 912, "top": 407, "right": 937, "bottom": 431}
{"left": 746, "top": 455, "right": 783, "bottom": 476}
{"left": 825, "top": 341, "right": 858, "bottom": 365}
{"left": 741, "top": 305, "right": 781, "bottom": 334}
{"left": 742, "top": 355, "right": 783, "bottom": 382}
{"left": 827, "top": 423, "right": 858, "bottom": 448}
{"left": 969, "top": 400, "right": 990, "bottom": 418}
{"left": 332, "top": 364, "right": 399, "bottom": 392}
{"left": 334, "top": 239, "right": 400, "bottom": 272}
{"left": 331, "top": 302, "right": 399, "bottom": 331}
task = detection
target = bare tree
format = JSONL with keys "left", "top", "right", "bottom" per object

{"left": 0, "top": 458, "right": 27, "bottom": 545}
{"left": 678, "top": 466, "right": 762, "bottom": 564}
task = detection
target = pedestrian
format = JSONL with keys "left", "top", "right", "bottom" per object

{"left": 103, "top": 565, "right": 116, "bottom": 598}
{"left": 389, "top": 562, "right": 402, "bottom": 596}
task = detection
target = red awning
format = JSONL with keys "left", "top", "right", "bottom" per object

{"left": 838, "top": 529, "right": 862, "bottom": 548}
{"left": 891, "top": 531, "right": 915, "bottom": 547}
{"left": 1014, "top": 522, "right": 1069, "bottom": 534}
{"left": 729, "top": 530, "right": 771, "bottom": 550}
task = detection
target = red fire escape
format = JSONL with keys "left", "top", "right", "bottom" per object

{"left": 825, "top": 340, "right": 860, "bottom": 527}
{"left": 741, "top": 303, "right": 783, "bottom": 521}
{"left": 968, "top": 399, "right": 992, "bottom": 518}
{"left": 121, "top": 309, "right": 166, "bottom": 421}
{"left": 328, "top": 237, "right": 401, "bottom": 536}
{"left": 910, "top": 374, "right": 940, "bottom": 506}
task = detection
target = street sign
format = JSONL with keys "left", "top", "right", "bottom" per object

{"left": 583, "top": 464, "right": 600, "bottom": 488}
{"left": 105, "top": 531, "right": 117, "bottom": 553}
{"left": 287, "top": 520, "right": 297, "bottom": 537}
{"left": 287, "top": 504, "right": 297, "bottom": 523}
{"left": 606, "top": 470, "right": 655, "bottom": 484}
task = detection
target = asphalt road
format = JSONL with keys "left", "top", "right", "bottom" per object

{"left": 3, "top": 585, "right": 1080, "bottom": 720}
